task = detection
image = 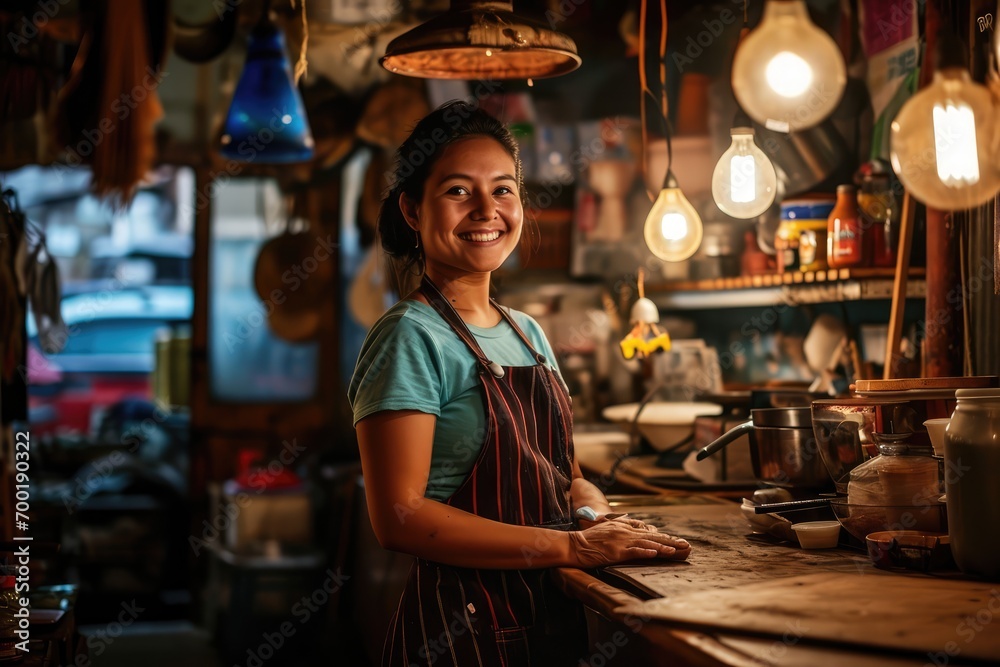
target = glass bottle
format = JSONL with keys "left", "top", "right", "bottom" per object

{"left": 858, "top": 174, "right": 899, "bottom": 268}
{"left": 945, "top": 389, "right": 1000, "bottom": 579}
{"left": 827, "top": 185, "right": 864, "bottom": 269}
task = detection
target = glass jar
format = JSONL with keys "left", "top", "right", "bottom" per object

{"left": 798, "top": 221, "right": 828, "bottom": 272}
{"left": 0, "top": 575, "right": 23, "bottom": 664}
{"left": 827, "top": 184, "right": 864, "bottom": 268}
{"left": 774, "top": 219, "right": 802, "bottom": 272}
{"left": 945, "top": 388, "right": 1000, "bottom": 579}
{"left": 779, "top": 198, "right": 835, "bottom": 273}
{"left": 847, "top": 434, "right": 940, "bottom": 507}
{"left": 846, "top": 434, "right": 943, "bottom": 535}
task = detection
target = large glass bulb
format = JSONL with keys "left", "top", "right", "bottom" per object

{"left": 890, "top": 68, "right": 1000, "bottom": 210}
{"left": 712, "top": 127, "right": 778, "bottom": 218}
{"left": 643, "top": 186, "right": 704, "bottom": 262}
{"left": 731, "top": 0, "right": 846, "bottom": 132}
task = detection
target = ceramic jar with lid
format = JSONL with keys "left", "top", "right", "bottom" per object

{"left": 945, "top": 388, "right": 1000, "bottom": 579}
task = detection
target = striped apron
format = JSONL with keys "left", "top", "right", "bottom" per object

{"left": 382, "top": 276, "right": 588, "bottom": 667}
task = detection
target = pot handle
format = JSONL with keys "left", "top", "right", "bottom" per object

{"left": 695, "top": 420, "right": 754, "bottom": 461}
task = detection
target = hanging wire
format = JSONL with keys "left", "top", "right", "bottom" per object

{"left": 639, "top": 0, "right": 672, "bottom": 199}
{"left": 658, "top": 0, "right": 671, "bottom": 189}
{"left": 639, "top": 0, "right": 651, "bottom": 199}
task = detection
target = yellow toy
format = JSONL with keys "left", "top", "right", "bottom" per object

{"left": 619, "top": 268, "right": 671, "bottom": 360}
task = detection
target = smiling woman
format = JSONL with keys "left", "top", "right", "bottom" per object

{"left": 348, "top": 101, "right": 692, "bottom": 667}
{"left": 399, "top": 135, "right": 524, "bottom": 288}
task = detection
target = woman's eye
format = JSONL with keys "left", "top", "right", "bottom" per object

{"left": 495, "top": 186, "right": 514, "bottom": 196}
{"left": 447, "top": 186, "right": 469, "bottom": 195}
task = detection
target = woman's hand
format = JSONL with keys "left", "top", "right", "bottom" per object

{"left": 568, "top": 518, "right": 691, "bottom": 568}
{"left": 577, "top": 512, "right": 659, "bottom": 533}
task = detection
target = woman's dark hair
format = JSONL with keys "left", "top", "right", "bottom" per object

{"left": 377, "top": 100, "right": 525, "bottom": 284}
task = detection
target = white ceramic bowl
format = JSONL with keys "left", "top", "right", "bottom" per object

{"left": 792, "top": 520, "right": 842, "bottom": 549}
{"left": 601, "top": 401, "right": 722, "bottom": 451}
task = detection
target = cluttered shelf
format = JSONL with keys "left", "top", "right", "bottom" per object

{"left": 646, "top": 267, "right": 927, "bottom": 309}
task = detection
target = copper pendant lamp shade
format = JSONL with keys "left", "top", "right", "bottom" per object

{"left": 381, "top": 1, "right": 581, "bottom": 80}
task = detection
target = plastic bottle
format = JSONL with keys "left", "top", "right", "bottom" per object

{"left": 827, "top": 185, "right": 864, "bottom": 268}
{"left": 945, "top": 388, "right": 1000, "bottom": 579}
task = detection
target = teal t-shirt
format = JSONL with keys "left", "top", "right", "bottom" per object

{"left": 348, "top": 299, "right": 565, "bottom": 500}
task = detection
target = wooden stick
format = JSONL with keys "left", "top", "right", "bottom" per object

{"left": 883, "top": 191, "right": 915, "bottom": 379}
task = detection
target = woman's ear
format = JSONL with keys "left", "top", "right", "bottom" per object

{"left": 399, "top": 192, "right": 419, "bottom": 232}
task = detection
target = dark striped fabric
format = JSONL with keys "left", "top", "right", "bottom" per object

{"left": 381, "top": 276, "right": 587, "bottom": 667}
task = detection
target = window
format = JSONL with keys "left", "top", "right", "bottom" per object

{"left": 207, "top": 177, "right": 319, "bottom": 401}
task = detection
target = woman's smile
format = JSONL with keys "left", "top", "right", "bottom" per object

{"left": 457, "top": 229, "right": 504, "bottom": 243}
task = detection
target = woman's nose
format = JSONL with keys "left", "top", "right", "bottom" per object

{"left": 470, "top": 191, "right": 497, "bottom": 220}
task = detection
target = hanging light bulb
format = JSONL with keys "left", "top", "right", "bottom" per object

{"left": 712, "top": 123, "right": 778, "bottom": 218}
{"left": 731, "top": 0, "right": 846, "bottom": 132}
{"left": 220, "top": 5, "right": 314, "bottom": 163}
{"left": 889, "top": 34, "right": 1000, "bottom": 210}
{"left": 643, "top": 174, "right": 705, "bottom": 262}
{"left": 637, "top": 0, "right": 702, "bottom": 262}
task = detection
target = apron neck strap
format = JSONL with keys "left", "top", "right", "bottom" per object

{"left": 418, "top": 275, "right": 548, "bottom": 371}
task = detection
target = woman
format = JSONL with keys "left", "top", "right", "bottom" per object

{"left": 349, "top": 101, "right": 691, "bottom": 666}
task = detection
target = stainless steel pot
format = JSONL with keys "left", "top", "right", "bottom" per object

{"left": 757, "top": 119, "right": 851, "bottom": 193}
{"left": 696, "top": 408, "right": 832, "bottom": 491}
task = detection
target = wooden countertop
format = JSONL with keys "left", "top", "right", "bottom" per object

{"left": 553, "top": 503, "right": 999, "bottom": 666}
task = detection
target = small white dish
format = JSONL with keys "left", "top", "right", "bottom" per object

{"left": 792, "top": 520, "right": 842, "bottom": 549}
{"left": 923, "top": 418, "right": 951, "bottom": 456}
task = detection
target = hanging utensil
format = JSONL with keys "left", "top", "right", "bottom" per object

{"left": 252, "top": 192, "right": 332, "bottom": 342}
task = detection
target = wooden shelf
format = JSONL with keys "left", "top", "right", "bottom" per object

{"left": 646, "top": 268, "right": 927, "bottom": 309}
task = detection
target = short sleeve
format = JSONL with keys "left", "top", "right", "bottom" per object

{"left": 348, "top": 310, "right": 444, "bottom": 425}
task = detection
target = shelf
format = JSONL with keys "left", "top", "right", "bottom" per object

{"left": 647, "top": 268, "right": 927, "bottom": 309}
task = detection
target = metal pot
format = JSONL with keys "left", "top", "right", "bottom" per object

{"left": 757, "top": 119, "right": 851, "bottom": 193}
{"left": 696, "top": 408, "right": 832, "bottom": 491}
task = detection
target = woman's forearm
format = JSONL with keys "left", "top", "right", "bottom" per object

{"left": 376, "top": 496, "right": 575, "bottom": 569}
{"left": 570, "top": 477, "right": 613, "bottom": 516}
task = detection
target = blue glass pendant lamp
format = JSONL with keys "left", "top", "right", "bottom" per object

{"left": 220, "top": 5, "right": 314, "bottom": 163}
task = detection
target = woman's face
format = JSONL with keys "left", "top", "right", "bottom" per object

{"left": 401, "top": 136, "right": 523, "bottom": 278}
